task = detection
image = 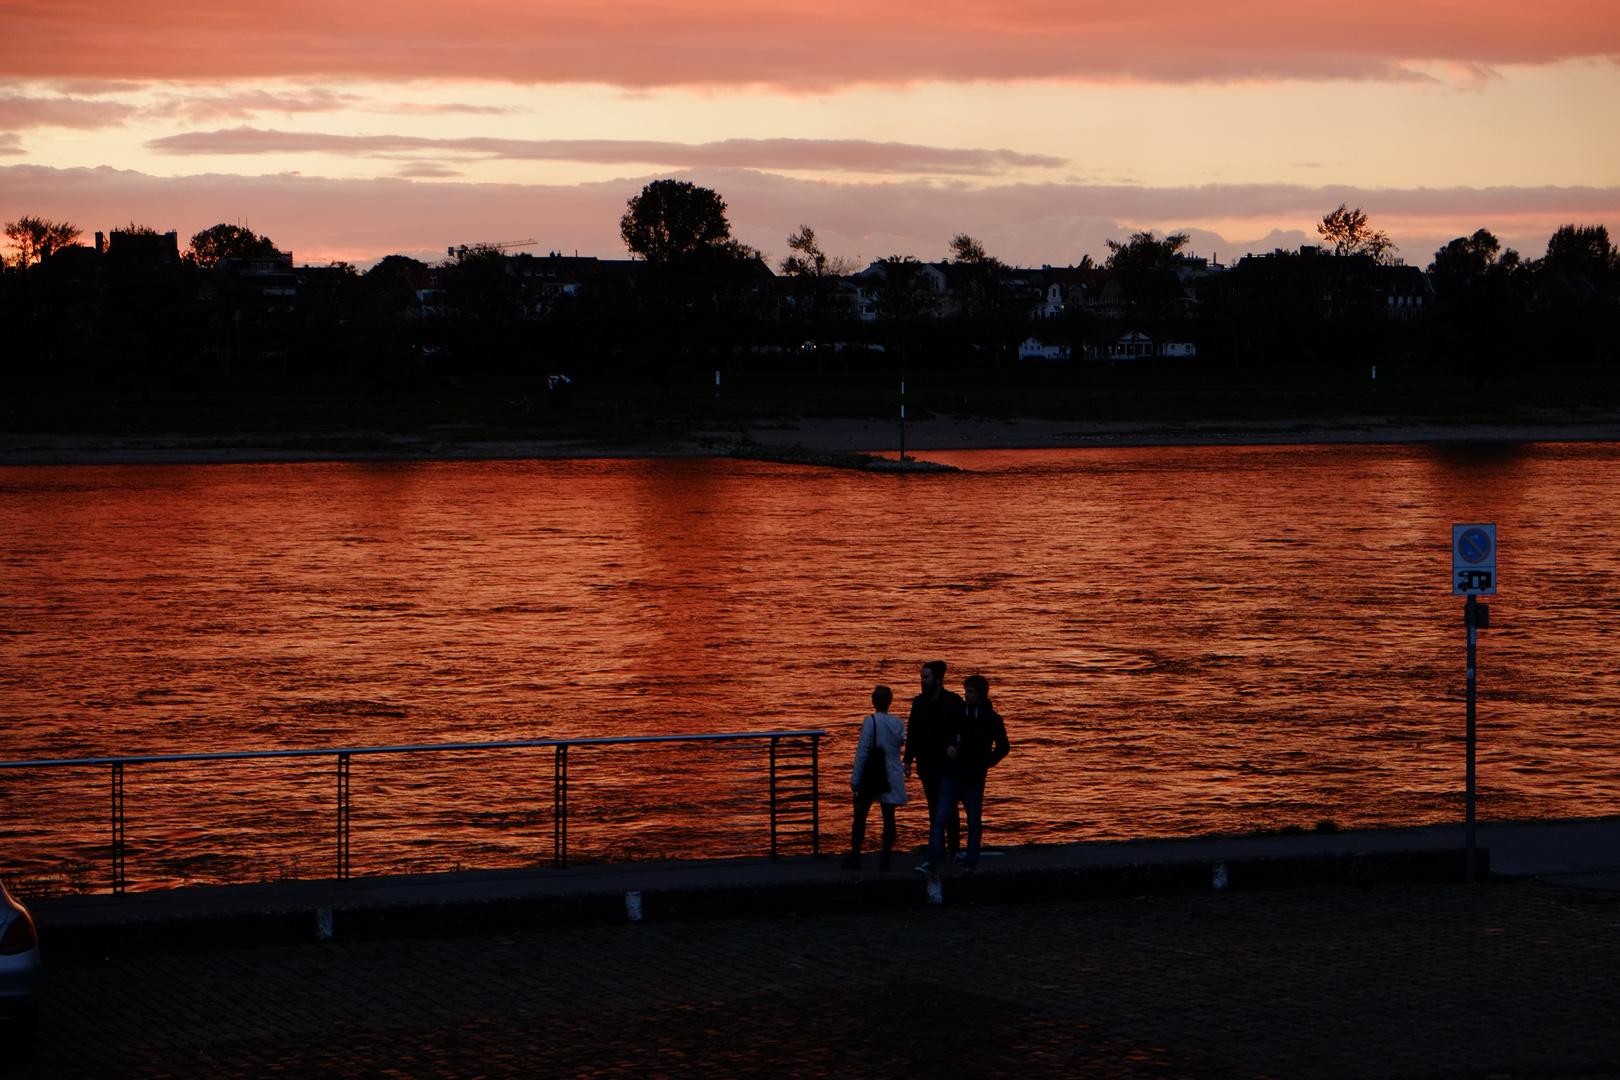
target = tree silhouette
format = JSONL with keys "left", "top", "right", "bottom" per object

{"left": 1542, "top": 224, "right": 1618, "bottom": 280}
{"left": 1104, "top": 230, "right": 1189, "bottom": 275}
{"left": 1428, "top": 229, "right": 1521, "bottom": 287}
{"left": 1317, "top": 204, "right": 1395, "bottom": 262}
{"left": 949, "top": 234, "right": 991, "bottom": 264}
{"left": 187, "top": 223, "right": 281, "bottom": 267}
{"left": 1104, "top": 230, "right": 1191, "bottom": 322}
{"left": 3, "top": 216, "right": 81, "bottom": 267}
{"left": 947, "top": 233, "right": 1007, "bottom": 321}
{"left": 620, "top": 180, "right": 733, "bottom": 263}
{"left": 874, "top": 256, "right": 940, "bottom": 324}
{"left": 780, "top": 225, "right": 853, "bottom": 277}
{"left": 1426, "top": 229, "right": 1526, "bottom": 367}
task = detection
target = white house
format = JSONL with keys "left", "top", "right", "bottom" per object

{"left": 1019, "top": 337, "right": 1071, "bottom": 360}
{"left": 1085, "top": 332, "right": 1197, "bottom": 359}
{"left": 1087, "top": 330, "right": 1156, "bottom": 359}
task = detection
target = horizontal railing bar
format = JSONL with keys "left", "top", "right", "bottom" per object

{"left": 0, "top": 730, "right": 830, "bottom": 771}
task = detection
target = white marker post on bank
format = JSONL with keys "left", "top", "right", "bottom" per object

{"left": 1452, "top": 523, "right": 1496, "bottom": 882}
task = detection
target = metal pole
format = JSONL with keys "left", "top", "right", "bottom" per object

{"left": 811, "top": 734, "right": 821, "bottom": 858}
{"left": 553, "top": 744, "right": 569, "bottom": 869}
{"left": 899, "top": 380, "right": 906, "bottom": 461}
{"left": 110, "top": 762, "right": 125, "bottom": 895}
{"left": 336, "top": 752, "right": 351, "bottom": 881}
{"left": 769, "top": 736, "right": 779, "bottom": 860}
{"left": 1465, "top": 594, "right": 1478, "bottom": 882}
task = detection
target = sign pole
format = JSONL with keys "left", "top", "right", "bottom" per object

{"left": 1451, "top": 522, "right": 1494, "bottom": 885}
{"left": 1465, "top": 593, "right": 1477, "bottom": 882}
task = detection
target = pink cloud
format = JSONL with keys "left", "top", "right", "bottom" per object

{"left": 394, "top": 163, "right": 462, "bottom": 178}
{"left": 49, "top": 79, "right": 149, "bottom": 95}
{"left": 377, "top": 102, "right": 520, "bottom": 116}
{"left": 147, "top": 88, "right": 364, "bottom": 122}
{"left": 2, "top": 0, "right": 1615, "bottom": 87}
{"left": 0, "top": 164, "right": 1614, "bottom": 269}
{"left": 144, "top": 128, "right": 1066, "bottom": 175}
{"left": 0, "top": 93, "right": 137, "bottom": 129}
{"left": 142, "top": 90, "right": 515, "bottom": 122}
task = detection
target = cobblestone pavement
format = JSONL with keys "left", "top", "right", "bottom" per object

{"left": 8, "top": 880, "right": 1620, "bottom": 1079}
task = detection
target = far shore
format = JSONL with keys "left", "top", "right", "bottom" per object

{"left": 5, "top": 415, "right": 1620, "bottom": 467}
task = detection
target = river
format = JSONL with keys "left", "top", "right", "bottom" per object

{"left": 2, "top": 444, "right": 1617, "bottom": 891}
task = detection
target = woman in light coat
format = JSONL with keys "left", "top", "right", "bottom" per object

{"left": 845, "top": 685, "right": 908, "bottom": 871}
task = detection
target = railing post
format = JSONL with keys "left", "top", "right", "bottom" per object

{"left": 110, "top": 761, "right": 126, "bottom": 895}
{"left": 336, "top": 752, "right": 351, "bottom": 881}
{"left": 810, "top": 734, "right": 821, "bottom": 858}
{"left": 769, "top": 735, "right": 779, "bottom": 860}
{"left": 553, "top": 743, "right": 568, "bottom": 869}
{"left": 6, "top": 730, "right": 826, "bottom": 885}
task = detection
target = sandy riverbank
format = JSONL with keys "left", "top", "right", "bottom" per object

{"left": 5, "top": 415, "right": 1620, "bottom": 466}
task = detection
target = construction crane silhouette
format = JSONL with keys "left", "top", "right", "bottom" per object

{"left": 447, "top": 239, "right": 537, "bottom": 258}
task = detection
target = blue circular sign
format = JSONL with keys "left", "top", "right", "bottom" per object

{"left": 1458, "top": 528, "right": 1493, "bottom": 564}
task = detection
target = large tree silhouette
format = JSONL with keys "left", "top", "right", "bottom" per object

{"left": 1105, "top": 230, "right": 1189, "bottom": 275}
{"left": 1542, "top": 224, "right": 1618, "bottom": 280}
{"left": 620, "top": 180, "right": 734, "bottom": 263}
{"left": 1317, "top": 204, "right": 1395, "bottom": 262}
{"left": 186, "top": 224, "right": 281, "bottom": 268}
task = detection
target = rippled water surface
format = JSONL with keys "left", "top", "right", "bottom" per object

{"left": 4, "top": 445, "right": 1619, "bottom": 891}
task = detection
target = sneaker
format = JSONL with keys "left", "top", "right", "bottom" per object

{"left": 953, "top": 852, "right": 968, "bottom": 863}
{"left": 913, "top": 861, "right": 936, "bottom": 874}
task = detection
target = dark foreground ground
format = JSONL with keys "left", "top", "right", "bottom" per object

{"left": 11, "top": 879, "right": 1620, "bottom": 1080}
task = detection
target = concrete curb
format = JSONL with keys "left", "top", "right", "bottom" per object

{"left": 39, "top": 847, "right": 1487, "bottom": 959}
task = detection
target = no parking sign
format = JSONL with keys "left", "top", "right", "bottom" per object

{"left": 1452, "top": 523, "right": 1497, "bottom": 596}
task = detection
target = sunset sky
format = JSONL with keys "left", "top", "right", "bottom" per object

{"left": 2, "top": 0, "right": 1616, "bottom": 268}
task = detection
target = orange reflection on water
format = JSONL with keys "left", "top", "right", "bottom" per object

{"left": 2, "top": 444, "right": 1619, "bottom": 891}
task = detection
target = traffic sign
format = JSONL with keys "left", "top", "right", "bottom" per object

{"left": 1451, "top": 523, "right": 1497, "bottom": 595}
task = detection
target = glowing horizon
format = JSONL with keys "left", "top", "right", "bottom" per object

{"left": 1, "top": 1, "right": 1616, "bottom": 267}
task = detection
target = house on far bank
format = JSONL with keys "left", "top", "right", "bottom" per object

{"left": 1018, "top": 337, "right": 1071, "bottom": 360}
{"left": 1381, "top": 263, "right": 1433, "bottom": 320}
{"left": 105, "top": 228, "right": 181, "bottom": 271}
{"left": 847, "top": 260, "right": 950, "bottom": 321}
{"left": 1084, "top": 331, "right": 1197, "bottom": 360}
{"left": 213, "top": 252, "right": 297, "bottom": 315}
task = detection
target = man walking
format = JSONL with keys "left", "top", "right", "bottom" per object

{"left": 916, "top": 674, "right": 1010, "bottom": 874}
{"left": 905, "top": 661, "right": 964, "bottom": 859}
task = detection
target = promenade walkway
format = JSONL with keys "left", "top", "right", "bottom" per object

{"left": 27, "top": 815, "right": 1620, "bottom": 956}
{"left": 8, "top": 819, "right": 1620, "bottom": 1078}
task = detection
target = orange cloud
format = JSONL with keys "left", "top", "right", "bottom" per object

{"left": 145, "top": 128, "right": 1065, "bottom": 175}
{"left": 3, "top": 0, "right": 1615, "bottom": 86}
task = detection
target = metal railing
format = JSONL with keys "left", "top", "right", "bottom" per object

{"left": 0, "top": 730, "right": 826, "bottom": 894}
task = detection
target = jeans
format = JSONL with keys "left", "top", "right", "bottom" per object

{"left": 917, "top": 766, "right": 960, "bottom": 856}
{"left": 927, "top": 777, "right": 984, "bottom": 866}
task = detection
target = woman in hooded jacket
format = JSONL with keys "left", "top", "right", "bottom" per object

{"left": 846, "top": 685, "right": 908, "bottom": 870}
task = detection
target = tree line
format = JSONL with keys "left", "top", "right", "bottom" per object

{"left": 2, "top": 180, "right": 1617, "bottom": 407}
